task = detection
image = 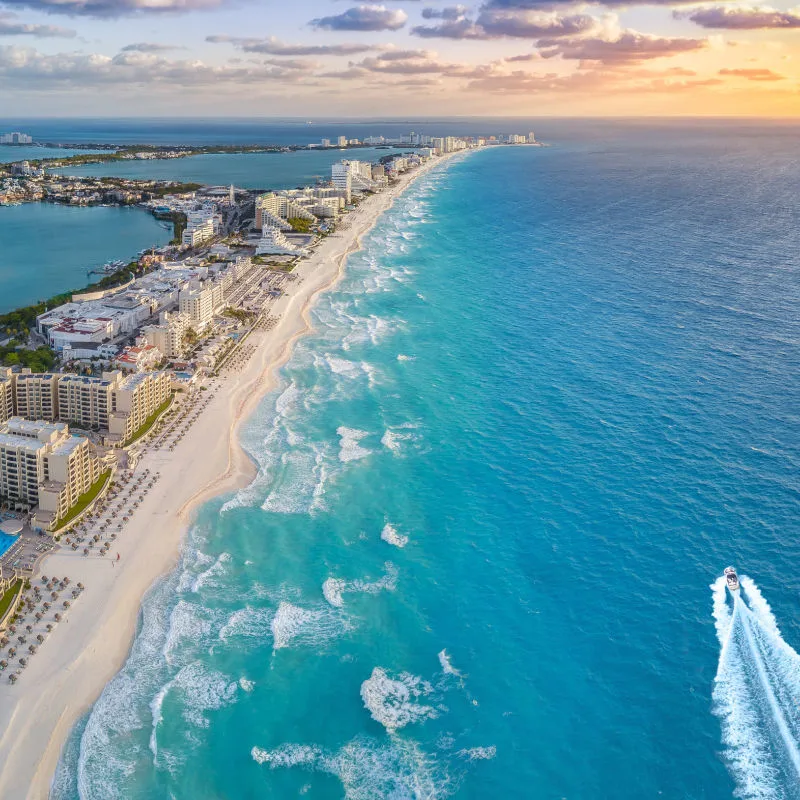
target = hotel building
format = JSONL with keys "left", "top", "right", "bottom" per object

{"left": 0, "top": 369, "right": 14, "bottom": 424}
{"left": 14, "top": 372, "right": 59, "bottom": 421}
{"left": 0, "top": 417, "right": 100, "bottom": 529}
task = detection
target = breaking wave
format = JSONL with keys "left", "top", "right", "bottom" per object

{"left": 360, "top": 667, "right": 439, "bottom": 732}
{"left": 322, "top": 562, "right": 398, "bottom": 608}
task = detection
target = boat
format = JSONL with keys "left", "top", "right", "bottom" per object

{"left": 724, "top": 566, "right": 740, "bottom": 593}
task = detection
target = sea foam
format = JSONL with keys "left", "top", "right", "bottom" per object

{"left": 360, "top": 667, "right": 438, "bottom": 732}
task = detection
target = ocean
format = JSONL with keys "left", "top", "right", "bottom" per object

{"left": 50, "top": 123, "right": 800, "bottom": 799}
{"left": 0, "top": 204, "right": 170, "bottom": 313}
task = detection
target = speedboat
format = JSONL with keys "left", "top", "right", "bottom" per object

{"left": 724, "top": 566, "right": 740, "bottom": 593}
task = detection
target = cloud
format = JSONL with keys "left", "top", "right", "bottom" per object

{"left": 0, "top": 12, "right": 76, "bottom": 36}
{"left": 679, "top": 5, "right": 800, "bottom": 29}
{"left": 412, "top": 5, "right": 598, "bottom": 38}
{"left": 0, "top": 0, "right": 224, "bottom": 17}
{"left": 538, "top": 30, "right": 708, "bottom": 64}
{"left": 120, "top": 42, "right": 182, "bottom": 52}
{"left": 0, "top": 44, "right": 316, "bottom": 88}
{"left": 719, "top": 66, "right": 786, "bottom": 79}
{"left": 464, "top": 66, "right": 724, "bottom": 94}
{"left": 310, "top": 4, "right": 408, "bottom": 31}
{"left": 206, "top": 35, "right": 374, "bottom": 56}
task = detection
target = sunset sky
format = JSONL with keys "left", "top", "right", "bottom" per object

{"left": 1, "top": 0, "right": 798, "bottom": 115}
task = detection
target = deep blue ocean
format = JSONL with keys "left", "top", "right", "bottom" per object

{"left": 48, "top": 123, "right": 800, "bottom": 799}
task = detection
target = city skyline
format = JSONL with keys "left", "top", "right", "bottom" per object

{"left": 0, "top": 0, "right": 798, "bottom": 115}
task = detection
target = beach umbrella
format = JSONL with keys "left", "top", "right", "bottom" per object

{"left": 8, "top": 648, "right": 16, "bottom": 656}
{"left": 50, "top": 592, "right": 57, "bottom": 600}
{"left": 54, "top": 613, "right": 61, "bottom": 622}
{"left": 0, "top": 661, "right": 7, "bottom": 669}
{"left": 9, "top": 673, "right": 18, "bottom": 682}
{"left": 46, "top": 624, "right": 52, "bottom": 632}
{"left": 8, "top": 626, "right": 14, "bottom": 634}
{"left": 19, "top": 656, "right": 27, "bottom": 664}
{"left": 36, "top": 634, "right": 43, "bottom": 643}
{"left": 63, "top": 601, "right": 70, "bottom": 609}
{"left": 25, "top": 625, "right": 32, "bottom": 633}
{"left": 77, "top": 583, "right": 84, "bottom": 590}
{"left": 28, "top": 645, "right": 36, "bottom": 654}
{"left": 17, "top": 636, "right": 25, "bottom": 644}
{"left": 41, "top": 577, "right": 48, "bottom": 584}
{"left": 34, "top": 613, "right": 41, "bottom": 621}
{"left": 0, "top": 638, "right": 6, "bottom": 647}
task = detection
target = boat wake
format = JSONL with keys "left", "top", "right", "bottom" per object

{"left": 712, "top": 574, "right": 800, "bottom": 799}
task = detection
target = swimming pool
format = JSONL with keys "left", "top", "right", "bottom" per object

{"left": 0, "top": 533, "right": 19, "bottom": 558}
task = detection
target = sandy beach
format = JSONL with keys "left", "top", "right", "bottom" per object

{"left": 0, "top": 152, "right": 456, "bottom": 799}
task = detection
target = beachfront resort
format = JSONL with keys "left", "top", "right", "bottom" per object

{"left": 0, "top": 130, "right": 541, "bottom": 679}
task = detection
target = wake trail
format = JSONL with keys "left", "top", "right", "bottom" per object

{"left": 712, "top": 575, "right": 800, "bottom": 799}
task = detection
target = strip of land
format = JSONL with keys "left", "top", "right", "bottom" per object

{"left": 0, "top": 149, "right": 461, "bottom": 800}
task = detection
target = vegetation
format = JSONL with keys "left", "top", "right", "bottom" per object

{"left": 55, "top": 469, "right": 111, "bottom": 529}
{"left": 182, "top": 327, "right": 199, "bottom": 349}
{"left": 124, "top": 394, "right": 174, "bottom": 446}
{"left": 0, "top": 344, "right": 57, "bottom": 372}
{"left": 288, "top": 217, "right": 314, "bottom": 233}
{"left": 0, "top": 579, "right": 23, "bottom": 625}
{"left": 222, "top": 307, "right": 255, "bottom": 324}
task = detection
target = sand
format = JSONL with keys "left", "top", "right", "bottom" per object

{"left": 0, "top": 151, "right": 457, "bottom": 799}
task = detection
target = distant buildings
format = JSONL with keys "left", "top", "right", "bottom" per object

{"left": 0, "top": 132, "right": 32, "bottom": 145}
{"left": 182, "top": 208, "right": 217, "bottom": 247}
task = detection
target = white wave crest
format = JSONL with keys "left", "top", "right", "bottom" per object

{"left": 360, "top": 667, "right": 438, "bottom": 732}
{"left": 252, "top": 735, "right": 449, "bottom": 800}
{"left": 219, "top": 606, "right": 273, "bottom": 642}
{"left": 172, "top": 661, "right": 238, "bottom": 729}
{"left": 438, "top": 649, "right": 462, "bottom": 678}
{"left": 271, "top": 601, "right": 350, "bottom": 651}
{"left": 323, "top": 563, "right": 398, "bottom": 608}
{"left": 381, "top": 523, "right": 408, "bottom": 549}
{"left": 190, "top": 552, "right": 231, "bottom": 593}
{"left": 338, "top": 427, "right": 371, "bottom": 463}
{"left": 458, "top": 746, "right": 496, "bottom": 761}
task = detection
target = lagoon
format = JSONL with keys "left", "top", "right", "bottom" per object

{"left": 51, "top": 147, "right": 405, "bottom": 189}
{"left": 0, "top": 203, "right": 170, "bottom": 313}
{"left": 0, "top": 147, "right": 105, "bottom": 164}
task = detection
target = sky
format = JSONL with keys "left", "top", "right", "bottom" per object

{"left": 0, "top": 0, "right": 798, "bottom": 115}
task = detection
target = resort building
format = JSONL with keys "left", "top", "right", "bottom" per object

{"left": 115, "top": 344, "right": 162, "bottom": 372}
{"left": 56, "top": 372, "right": 120, "bottom": 431}
{"left": 0, "top": 417, "right": 100, "bottom": 529}
{"left": 0, "top": 369, "right": 14, "bottom": 424}
{"left": 178, "top": 281, "right": 222, "bottom": 331}
{"left": 14, "top": 372, "right": 59, "bottom": 421}
{"left": 256, "top": 226, "right": 308, "bottom": 257}
{"left": 331, "top": 163, "right": 353, "bottom": 203}
{"left": 108, "top": 371, "right": 171, "bottom": 443}
{"left": 0, "top": 132, "right": 33, "bottom": 144}
{"left": 142, "top": 311, "right": 192, "bottom": 359}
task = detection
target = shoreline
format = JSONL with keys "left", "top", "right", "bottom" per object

{"left": 0, "top": 149, "right": 463, "bottom": 800}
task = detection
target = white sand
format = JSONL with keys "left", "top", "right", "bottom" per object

{"left": 0, "top": 152, "right": 456, "bottom": 799}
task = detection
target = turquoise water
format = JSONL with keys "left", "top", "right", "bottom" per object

{"left": 0, "top": 533, "right": 18, "bottom": 558}
{"left": 0, "top": 204, "right": 170, "bottom": 312}
{"left": 51, "top": 148, "right": 405, "bottom": 189}
{"left": 52, "top": 126, "right": 800, "bottom": 799}
{"left": 0, "top": 147, "right": 104, "bottom": 164}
